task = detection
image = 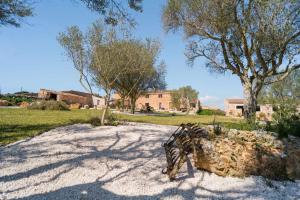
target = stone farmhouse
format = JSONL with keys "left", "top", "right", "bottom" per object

{"left": 113, "top": 90, "right": 199, "bottom": 112}
{"left": 224, "top": 99, "right": 274, "bottom": 121}
{"left": 38, "top": 89, "right": 105, "bottom": 108}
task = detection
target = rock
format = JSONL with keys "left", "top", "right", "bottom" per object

{"left": 0, "top": 100, "right": 9, "bottom": 106}
{"left": 83, "top": 105, "right": 89, "bottom": 109}
{"left": 19, "top": 101, "right": 30, "bottom": 108}
{"left": 286, "top": 136, "right": 300, "bottom": 180}
{"left": 193, "top": 127, "right": 300, "bottom": 180}
{"left": 70, "top": 103, "right": 81, "bottom": 109}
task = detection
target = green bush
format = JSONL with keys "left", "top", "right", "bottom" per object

{"left": 221, "top": 121, "right": 258, "bottom": 131}
{"left": 272, "top": 115, "right": 300, "bottom": 138}
{"left": 105, "top": 109, "right": 119, "bottom": 126}
{"left": 270, "top": 102, "right": 300, "bottom": 138}
{"left": 28, "top": 100, "right": 70, "bottom": 111}
{"left": 197, "top": 109, "right": 225, "bottom": 116}
{"left": 0, "top": 96, "right": 33, "bottom": 106}
{"left": 89, "top": 117, "right": 102, "bottom": 126}
{"left": 212, "top": 118, "right": 222, "bottom": 135}
{"left": 89, "top": 110, "right": 119, "bottom": 126}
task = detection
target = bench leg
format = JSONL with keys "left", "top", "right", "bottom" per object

{"left": 168, "top": 153, "right": 187, "bottom": 180}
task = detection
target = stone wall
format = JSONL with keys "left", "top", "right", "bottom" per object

{"left": 57, "top": 93, "right": 93, "bottom": 107}
{"left": 193, "top": 127, "right": 300, "bottom": 180}
{"left": 0, "top": 100, "right": 9, "bottom": 106}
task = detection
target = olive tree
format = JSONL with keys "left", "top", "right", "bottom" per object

{"left": 113, "top": 40, "right": 166, "bottom": 114}
{"left": 0, "top": 0, "right": 33, "bottom": 27}
{"left": 163, "top": 0, "right": 300, "bottom": 119}
{"left": 80, "top": 0, "right": 143, "bottom": 25}
{"left": 58, "top": 21, "right": 165, "bottom": 121}
{"left": 171, "top": 86, "right": 199, "bottom": 114}
{"left": 58, "top": 22, "right": 135, "bottom": 124}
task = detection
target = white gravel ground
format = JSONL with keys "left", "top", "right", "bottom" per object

{"left": 0, "top": 123, "right": 299, "bottom": 200}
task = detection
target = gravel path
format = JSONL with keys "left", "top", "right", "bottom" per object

{"left": 0, "top": 123, "right": 299, "bottom": 200}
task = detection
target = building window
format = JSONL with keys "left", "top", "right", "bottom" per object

{"left": 97, "top": 100, "right": 100, "bottom": 105}
{"left": 236, "top": 105, "right": 243, "bottom": 109}
{"left": 145, "top": 94, "right": 149, "bottom": 98}
{"left": 158, "top": 94, "right": 163, "bottom": 98}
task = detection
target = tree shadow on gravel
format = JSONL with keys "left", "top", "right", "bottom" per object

{"left": 0, "top": 126, "right": 165, "bottom": 192}
{"left": 1, "top": 125, "right": 299, "bottom": 200}
{"left": 14, "top": 177, "right": 300, "bottom": 200}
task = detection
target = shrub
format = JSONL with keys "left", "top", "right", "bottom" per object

{"left": 197, "top": 109, "right": 225, "bottom": 116}
{"left": 105, "top": 110, "right": 119, "bottom": 126}
{"left": 89, "top": 117, "right": 102, "bottom": 126}
{"left": 271, "top": 102, "right": 300, "bottom": 138}
{"left": 258, "top": 112, "right": 266, "bottom": 121}
{"left": 0, "top": 96, "right": 33, "bottom": 106}
{"left": 212, "top": 117, "right": 222, "bottom": 135}
{"left": 222, "top": 121, "right": 257, "bottom": 131}
{"left": 89, "top": 109, "right": 119, "bottom": 126}
{"left": 272, "top": 115, "right": 300, "bottom": 138}
{"left": 28, "top": 100, "right": 70, "bottom": 111}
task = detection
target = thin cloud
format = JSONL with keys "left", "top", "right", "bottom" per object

{"left": 199, "top": 95, "right": 223, "bottom": 109}
{"left": 200, "top": 95, "right": 219, "bottom": 103}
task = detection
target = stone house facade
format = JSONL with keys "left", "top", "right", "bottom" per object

{"left": 113, "top": 90, "right": 199, "bottom": 112}
{"left": 136, "top": 91, "right": 173, "bottom": 111}
{"left": 38, "top": 89, "right": 105, "bottom": 108}
{"left": 224, "top": 99, "right": 274, "bottom": 121}
{"left": 113, "top": 91, "right": 173, "bottom": 111}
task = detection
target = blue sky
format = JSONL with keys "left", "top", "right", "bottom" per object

{"left": 0, "top": 0, "right": 243, "bottom": 108}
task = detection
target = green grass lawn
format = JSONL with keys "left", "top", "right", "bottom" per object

{"left": 0, "top": 108, "right": 243, "bottom": 146}
{"left": 116, "top": 113, "right": 239, "bottom": 126}
{"left": 0, "top": 108, "right": 101, "bottom": 146}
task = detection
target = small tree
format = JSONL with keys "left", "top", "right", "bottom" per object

{"left": 58, "top": 21, "right": 165, "bottom": 121}
{"left": 259, "top": 69, "right": 300, "bottom": 117}
{"left": 58, "top": 22, "right": 133, "bottom": 124}
{"left": 171, "top": 86, "right": 199, "bottom": 114}
{"left": 0, "top": 0, "right": 33, "bottom": 27}
{"left": 170, "top": 90, "right": 181, "bottom": 110}
{"left": 163, "top": 0, "right": 300, "bottom": 119}
{"left": 114, "top": 40, "right": 166, "bottom": 114}
{"left": 259, "top": 70, "right": 300, "bottom": 137}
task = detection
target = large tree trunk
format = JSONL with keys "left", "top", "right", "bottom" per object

{"left": 130, "top": 97, "right": 136, "bottom": 114}
{"left": 101, "top": 103, "right": 109, "bottom": 125}
{"left": 243, "top": 83, "right": 257, "bottom": 120}
{"left": 101, "top": 94, "right": 111, "bottom": 125}
{"left": 186, "top": 97, "right": 190, "bottom": 115}
{"left": 121, "top": 97, "right": 125, "bottom": 112}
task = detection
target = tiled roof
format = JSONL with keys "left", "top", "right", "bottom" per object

{"left": 143, "top": 90, "right": 174, "bottom": 94}
{"left": 225, "top": 99, "right": 245, "bottom": 104}
{"left": 61, "top": 90, "right": 92, "bottom": 98}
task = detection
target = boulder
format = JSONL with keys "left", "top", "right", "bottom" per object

{"left": 286, "top": 136, "right": 300, "bottom": 180}
{"left": 80, "top": 105, "right": 89, "bottom": 109}
{"left": 193, "top": 128, "right": 300, "bottom": 180}
{"left": 0, "top": 100, "right": 9, "bottom": 106}
{"left": 70, "top": 103, "right": 81, "bottom": 109}
{"left": 19, "top": 101, "right": 30, "bottom": 108}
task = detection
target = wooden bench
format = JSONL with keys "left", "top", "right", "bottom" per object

{"left": 162, "top": 123, "right": 207, "bottom": 180}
